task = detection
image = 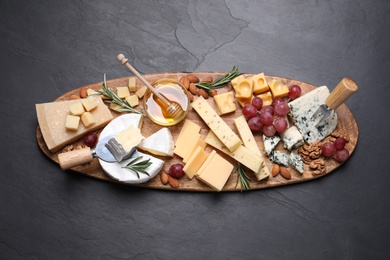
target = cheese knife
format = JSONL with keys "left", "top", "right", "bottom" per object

{"left": 311, "top": 77, "right": 358, "bottom": 125}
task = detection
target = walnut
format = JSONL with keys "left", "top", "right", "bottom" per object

{"left": 329, "top": 130, "right": 350, "bottom": 142}
{"left": 61, "top": 144, "right": 74, "bottom": 153}
{"left": 298, "top": 142, "right": 322, "bottom": 164}
{"left": 309, "top": 158, "right": 325, "bottom": 175}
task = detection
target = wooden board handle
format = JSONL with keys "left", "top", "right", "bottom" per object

{"left": 326, "top": 77, "right": 358, "bottom": 110}
{"left": 58, "top": 147, "right": 93, "bottom": 170}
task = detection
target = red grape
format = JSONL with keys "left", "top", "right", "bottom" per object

{"left": 260, "top": 106, "right": 274, "bottom": 116}
{"left": 272, "top": 97, "right": 284, "bottom": 108}
{"left": 251, "top": 97, "right": 263, "bottom": 110}
{"left": 288, "top": 85, "right": 302, "bottom": 100}
{"left": 83, "top": 132, "right": 98, "bottom": 147}
{"left": 169, "top": 164, "right": 184, "bottom": 178}
{"left": 262, "top": 125, "right": 276, "bottom": 137}
{"left": 334, "top": 137, "right": 347, "bottom": 150}
{"left": 259, "top": 111, "right": 274, "bottom": 126}
{"left": 321, "top": 142, "right": 335, "bottom": 157}
{"left": 274, "top": 102, "right": 290, "bottom": 117}
{"left": 334, "top": 148, "right": 350, "bottom": 162}
{"left": 273, "top": 117, "right": 288, "bottom": 133}
{"left": 248, "top": 116, "right": 263, "bottom": 132}
{"left": 242, "top": 105, "right": 257, "bottom": 119}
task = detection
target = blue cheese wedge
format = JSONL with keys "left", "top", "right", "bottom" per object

{"left": 137, "top": 127, "right": 174, "bottom": 157}
{"left": 270, "top": 151, "right": 289, "bottom": 167}
{"left": 289, "top": 152, "right": 304, "bottom": 174}
{"left": 263, "top": 135, "right": 281, "bottom": 156}
{"left": 280, "top": 126, "right": 304, "bottom": 151}
{"left": 288, "top": 86, "right": 337, "bottom": 144}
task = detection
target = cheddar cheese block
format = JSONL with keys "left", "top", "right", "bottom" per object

{"left": 36, "top": 97, "right": 113, "bottom": 152}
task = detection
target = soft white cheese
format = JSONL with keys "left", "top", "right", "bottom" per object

{"left": 137, "top": 127, "right": 174, "bottom": 157}
{"left": 263, "top": 135, "right": 281, "bottom": 156}
{"left": 289, "top": 152, "right": 304, "bottom": 174}
{"left": 280, "top": 126, "right": 304, "bottom": 151}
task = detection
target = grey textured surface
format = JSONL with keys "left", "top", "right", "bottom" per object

{"left": 1, "top": 0, "right": 390, "bottom": 259}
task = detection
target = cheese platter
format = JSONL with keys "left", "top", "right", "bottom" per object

{"left": 36, "top": 71, "right": 359, "bottom": 192}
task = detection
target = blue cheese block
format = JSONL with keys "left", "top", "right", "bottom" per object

{"left": 270, "top": 151, "right": 289, "bottom": 167}
{"left": 280, "top": 126, "right": 304, "bottom": 151}
{"left": 289, "top": 152, "right": 304, "bottom": 174}
{"left": 288, "top": 86, "right": 338, "bottom": 144}
{"left": 263, "top": 135, "right": 281, "bottom": 156}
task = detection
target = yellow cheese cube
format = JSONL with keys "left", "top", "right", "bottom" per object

{"left": 128, "top": 77, "right": 137, "bottom": 92}
{"left": 236, "top": 95, "right": 253, "bottom": 108}
{"left": 87, "top": 88, "right": 98, "bottom": 96}
{"left": 269, "top": 79, "right": 289, "bottom": 98}
{"left": 251, "top": 73, "right": 269, "bottom": 94}
{"left": 257, "top": 91, "right": 273, "bottom": 106}
{"left": 82, "top": 97, "right": 98, "bottom": 112}
{"left": 69, "top": 102, "right": 85, "bottom": 116}
{"left": 183, "top": 146, "right": 209, "bottom": 179}
{"left": 136, "top": 86, "right": 147, "bottom": 98}
{"left": 231, "top": 75, "right": 245, "bottom": 89}
{"left": 65, "top": 115, "right": 80, "bottom": 131}
{"left": 125, "top": 95, "right": 139, "bottom": 107}
{"left": 109, "top": 103, "right": 124, "bottom": 112}
{"left": 117, "top": 86, "right": 130, "bottom": 98}
{"left": 235, "top": 77, "right": 253, "bottom": 99}
{"left": 81, "top": 112, "right": 96, "bottom": 127}
{"left": 197, "top": 151, "right": 234, "bottom": 191}
{"left": 213, "top": 91, "right": 236, "bottom": 115}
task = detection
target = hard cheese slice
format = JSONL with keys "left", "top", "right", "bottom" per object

{"left": 137, "top": 127, "right": 174, "bottom": 157}
{"left": 192, "top": 96, "right": 242, "bottom": 152}
{"left": 288, "top": 86, "right": 338, "bottom": 144}
{"left": 183, "top": 146, "right": 209, "bottom": 179}
{"left": 174, "top": 119, "right": 201, "bottom": 158}
{"left": 36, "top": 97, "right": 113, "bottom": 152}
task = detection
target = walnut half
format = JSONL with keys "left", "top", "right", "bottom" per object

{"left": 309, "top": 158, "right": 325, "bottom": 175}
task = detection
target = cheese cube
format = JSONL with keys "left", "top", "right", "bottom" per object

{"left": 136, "top": 86, "right": 147, "bottom": 98}
{"left": 125, "top": 95, "right": 139, "bottom": 107}
{"left": 87, "top": 88, "right": 99, "bottom": 96}
{"left": 236, "top": 95, "right": 253, "bottom": 107}
{"left": 81, "top": 112, "right": 96, "bottom": 127}
{"left": 183, "top": 146, "right": 209, "bottom": 179}
{"left": 257, "top": 91, "right": 273, "bottom": 106}
{"left": 82, "top": 97, "right": 98, "bottom": 112}
{"left": 231, "top": 75, "right": 245, "bottom": 89}
{"left": 269, "top": 79, "right": 289, "bottom": 98}
{"left": 109, "top": 103, "right": 124, "bottom": 112}
{"left": 197, "top": 152, "right": 233, "bottom": 191}
{"left": 117, "top": 86, "right": 130, "bottom": 98}
{"left": 235, "top": 77, "right": 253, "bottom": 98}
{"left": 213, "top": 91, "right": 236, "bottom": 115}
{"left": 65, "top": 115, "right": 80, "bottom": 131}
{"left": 69, "top": 102, "right": 85, "bottom": 116}
{"left": 128, "top": 77, "right": 137, "bottom": 92}
{"left": 251, "top": 73, "right": 269, "bottom": 94}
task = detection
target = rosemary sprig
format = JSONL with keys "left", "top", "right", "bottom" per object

{"left": 235, "top": 163, "right": 251, "bottom": 191}
{"left": 195, "top": 66, "right": 240, "bottom": 93}
{"left": 122, "top": 156, "right": 152, "bottom": 179}
{"left": 95, "top": 74, "right": 142, "bottom": 114}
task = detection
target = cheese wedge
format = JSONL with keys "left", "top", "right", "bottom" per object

{"left": 36, "top": 97, "right": 113, "bottom": 152}
{"left": 138, "top": 127, "right": 174, "bottom": 157}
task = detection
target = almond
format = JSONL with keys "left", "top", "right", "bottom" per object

{"left": 280, "top": 167, "right": 291, "bottom": 179}
{"left": 69, "top": 94, "right": 81, "bottom": 100}
{"left": 160, "top": 171, "right": 169, "bottom": 185}
{"left": 189, "top": 83, "right": 198, "bottom": 95}
{"left": 197, "top": 88, "right": 209, "bottom": 99}
{"left": 187, "top": 75, "right": 200, "bottom": 83}
{"left": 201, "top": 76, "right": 213, "bottom": 83}
{"left": 209, "top": 89, "right": 217, "bottom": 97}
{"left": 188, "top": 92, "right": 194, "bottom": 102}
{"left": 179, "top": 76, "right": 186, "bottom": 86}
{"left": 181, "top": 76, "right": 190, "bottom": 90}
{"left": 80, "top": 86, "right": 87, "bottom": 98}
{"left": 168, "top": 175, "right": 179, "bottom": 188}
{"left": 271, "top": 164, "right": 280, "bottom": 177}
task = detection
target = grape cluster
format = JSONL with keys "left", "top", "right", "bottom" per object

{"left": 321, "top": 137, "right": 349, "bottom": 162}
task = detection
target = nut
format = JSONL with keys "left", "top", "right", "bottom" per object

{"left": 209, "top": 89, "right": 217, "bottom": 97}
{"left": 279, "top": 167, "right": 291, "bottom": 179}
{"left": 188, "top": 92, "right": 194, "bottom": 102}
{"left": 160, "top": 171, "right": 169, "bottom": 185}
{"left": 309, "top": 158, "right": 325, "bottom": 175}
{"left": 181, "top": 76, "right": 190, "bottom": 90}
{"left": 197, "top": 88, "right": 209, "bottom": 99}
{"left": 187, "top": 75, "right": 200, "bottom": 83}
{"left": 189, "top": 83, "right": 198, "bottom": 95}
{"left": 80, "top": 86, "right": 87, "bottom": 98}
{"left": 201, "top": 76, "right": 213, "bottom": 83}
{"left": 271, "top": 164, "right": 280, "bottom": 177}
{"left": 168, "top": 175, "right": 179, "bottom": 188}
{"left": 69, "top": 94, "right": 81, "bottom": 100}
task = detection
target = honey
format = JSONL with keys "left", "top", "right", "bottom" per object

{"left": 144, "top": 78, "right": 190, "bottom": 126}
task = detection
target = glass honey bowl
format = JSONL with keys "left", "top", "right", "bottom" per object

{"left": 143, "top": 78, "right": 190, "bottom": 126}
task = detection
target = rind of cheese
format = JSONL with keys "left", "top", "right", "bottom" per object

{"left": 213, "top": 91, "right": 236, "bottom": 115}
{"left": 251, "top": 73, "right": 269, "bottom": 94}
{"left": 234, "top": 115, "right": 261, "bottom": 156}
{"left": 192, "top": 96, "right": 242, "bottom": 152}
{"left": 183, "top": 146, "right": 209, "bottom": 179}
{"left": 137, "top": 127, "right": 174, "bottom": 157}
{"left": 36, "top": 97, "right": 113, "bottom": 152}
{"left": 269, "top": 79, "right": 289, "bottom": 98}
{"left": 117, "top": 86, "right": 130, "bottom": 98}
{"left": 196, "top": 151, "right": 233, "bottom": 192}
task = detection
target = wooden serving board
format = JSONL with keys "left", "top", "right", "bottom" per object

{"left": 36, "top": 72, "right": 359, "bottom": 192}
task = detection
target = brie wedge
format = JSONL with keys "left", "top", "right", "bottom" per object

{"left": 137, "top": 127, "right": 174, "bottom": 157}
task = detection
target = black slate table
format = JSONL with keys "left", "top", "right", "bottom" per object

{"left": 1, "top": 1, "right": 389, "bottom": 259}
